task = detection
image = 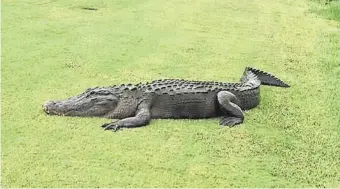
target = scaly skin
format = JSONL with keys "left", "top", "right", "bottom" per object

{"left": 43, "top": 67, "right": 290, "bottom": 132}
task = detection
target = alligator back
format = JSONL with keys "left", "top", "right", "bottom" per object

{"left": 143, "top": 67, "right": 289, "bottom": 117}
{"left": 106, "top": 67, "right": 289, "bottom": 119}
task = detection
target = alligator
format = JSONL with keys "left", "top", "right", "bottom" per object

{"left": 43, "top": 67, "right": 290, "bottom": 132}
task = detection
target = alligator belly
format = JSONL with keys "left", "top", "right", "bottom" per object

{"left": 150, "top": 94, "right": 219, "bottom": 119}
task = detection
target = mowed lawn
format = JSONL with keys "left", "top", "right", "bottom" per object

{"left": 2, "top": 0, "right": 339, "bottom": 187}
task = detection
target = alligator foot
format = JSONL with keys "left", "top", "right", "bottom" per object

{"left": 101, "top": 122, "right": 121, "bottom": 132}
{"left": 101, "top": 120, "right": 118, "bottom": 128}
{"left": 219, "top": 117, "right": 243, "bottom": 127}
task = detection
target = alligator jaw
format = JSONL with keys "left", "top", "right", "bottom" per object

{"left": 43, "top": 101, "right": 52, "bottom": 115}
{"left": 42, "top": 87, "right": 120, "bottom": 117}
{"left": 42, "top": 101, "right": 66, "bottom": 116}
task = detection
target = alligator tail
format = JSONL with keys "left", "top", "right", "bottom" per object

{"left": 240, "top": 67, "right": 290, "bottom": 87}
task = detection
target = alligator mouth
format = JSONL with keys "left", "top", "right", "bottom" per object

{"left": 42, "top": 101, "right": 66, "bottom": 116}
{"left": 43, "top": 104, "right": 50, "bottom": 114}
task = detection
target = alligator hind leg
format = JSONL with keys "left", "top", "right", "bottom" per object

{"left": 217, "top": 91, "right": 244, "bottom": 127}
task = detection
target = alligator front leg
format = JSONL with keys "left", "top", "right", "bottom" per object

{"left": 101, "top": 107, "right": 151, "bottom": 132}
{"left": 217, "top": 91, "right": 244, "bottom": 127}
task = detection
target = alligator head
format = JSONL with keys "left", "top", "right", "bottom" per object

{"left": 43, "top": 87, "right": 119, "bottom": 117}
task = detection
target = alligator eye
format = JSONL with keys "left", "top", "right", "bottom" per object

{"left": 86, "top": 91, "right": 96, "bottom": 97}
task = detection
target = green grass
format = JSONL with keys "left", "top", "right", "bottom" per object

{"left": 2, "top": 0, "right": 340, "bottom": 187}
{"left": 318, "top": 1, "right": 340, "bottom": 21}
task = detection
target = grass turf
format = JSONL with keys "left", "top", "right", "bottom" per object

{"left": 317, "top": 0, "right": 340, "bottom": 21}
{"left": 2, "top": 0, "right": 340, "bottom": 187}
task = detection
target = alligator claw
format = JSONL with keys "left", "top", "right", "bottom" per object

{"left": 111, "top": 125, "right": 120, "bottom": 132}
{"left": 101, "top": 123, "right": 110, "bottom": 128}
{"left": 103, "top": 124, "right": 113, "bottom": 130}
{"left": 102, "top": 122, "right": 121, "bottom": 132}
{"left": 219, "top": 117, "right": 243, "bottom": 127}
{"left": 101, "top": 120, "right": 119, "bottom": 128}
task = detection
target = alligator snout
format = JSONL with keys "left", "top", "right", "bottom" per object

{"left": 42, "top": 101, "right": 56, "bottom": 115}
